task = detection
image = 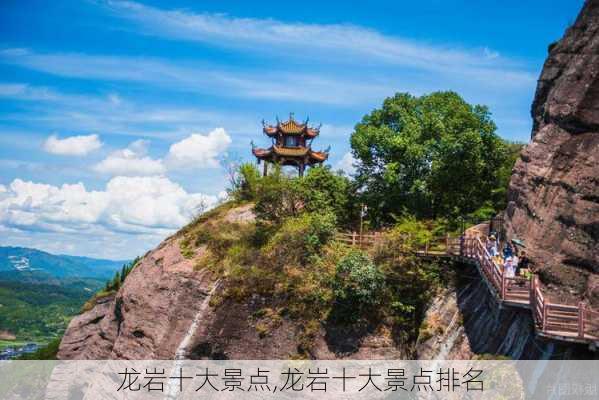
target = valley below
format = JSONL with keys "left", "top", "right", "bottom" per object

{"left": 0, "top": 247, "right": 126, "bottom": 358}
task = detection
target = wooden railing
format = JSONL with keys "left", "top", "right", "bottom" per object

{"left": 334, "top": 232, "right": 383, "bottom": 248}
{"left": 461, "top": 236, "right": 598, "bottom": 343}
{"left": 335, "top": 231, "right": 460, "bottom": 257}
{"left": 335, "top": 230, "right": 598, "bottom": 343}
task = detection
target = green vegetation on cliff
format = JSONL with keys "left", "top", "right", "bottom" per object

{"left": 180, "top": 165, "right": 453, "bottom": 357}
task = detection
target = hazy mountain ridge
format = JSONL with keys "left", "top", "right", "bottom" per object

{"left": 0, "top": 246, "right": 128, "bottom": 280}
{"left": 0, "top": 246, "right": 128, "bottom": 351}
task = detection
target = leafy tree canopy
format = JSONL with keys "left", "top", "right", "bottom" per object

{"left": 350, "top": 91, "right": 520, "bottom": 224}
{"left": 232, "top": 163, "right": 355, "bottom": 227}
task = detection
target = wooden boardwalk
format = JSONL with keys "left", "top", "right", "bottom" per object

{"left": 336, "top": 231, "right": 599, "bottom": 346}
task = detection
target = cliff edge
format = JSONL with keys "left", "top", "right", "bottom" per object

{"left": 505, "top": 0, "right": 599, "bottom": 306}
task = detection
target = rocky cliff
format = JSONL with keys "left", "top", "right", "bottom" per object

{"left": 57, "top": 233, "right": 215, "bottom": 359}
{"left": 58, "top": 202, "right": 595, "bottom": 360}
{"left": 505, "top": 0, "right": 599, "bottom": 307}
{"left": 58, "top": 204, "right": 406, "bottom": 360}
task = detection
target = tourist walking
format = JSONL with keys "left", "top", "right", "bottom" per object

{"left": 503, "top": 242, "right": 513, "bottom": 260}
{"left": 487, "top": 235, "right": 498, "bottom": 257}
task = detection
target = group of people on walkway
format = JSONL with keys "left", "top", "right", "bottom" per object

{"left": 485, "top": 234, "right": 530, "bottom": 278}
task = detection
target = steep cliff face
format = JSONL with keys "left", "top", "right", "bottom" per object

{"left": 57, "top": 235, "right": 215, "bottom": 359}
{"left": 505, "top": 0, "right": 599, "bottom": 306}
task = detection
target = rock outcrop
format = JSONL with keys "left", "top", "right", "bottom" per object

{"left": 58, "top": 204, "right": 405, "bottom": 360}
{"left": 57, "top": 235, "right": 215, "bottom": 359}
{"left": 505, "top": 0, "right": 599, "bottom": 306}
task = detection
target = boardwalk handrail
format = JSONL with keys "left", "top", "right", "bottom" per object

{"left": 335, "top": 231, "right": 457, "bottom": 257}
{"left": 461, "top": 234, "right": 597, "bottom": 343}
{"left": 335, "top": 228, "right": 598, "bottom": 344}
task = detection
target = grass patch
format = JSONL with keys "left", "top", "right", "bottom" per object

{"left": 80, "top": 289, "right": 116, "bottom": 313}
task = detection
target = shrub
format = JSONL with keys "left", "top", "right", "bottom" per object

{"left": 332, "top": 251, "right": 384, "bottom": 321}
{"left": 230, "top": 163, "right": 261, "bottom": 201}
{"left": 103, "top": 258, "right": 140, "bottom": 292}
{"left": 227, "top": 163, "right": 356, "bottom": 227}
{"left": 264, "top": 212, "right": 337, "bottom": 267}
{"left": 298, "top": 166, "right": 353, "bottom": 224}
{"left": 254, "top": 166, "right": 303, "bottom": 223}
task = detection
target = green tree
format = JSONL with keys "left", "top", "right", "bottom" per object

{"left": 298, "top": 165, "right": 353, "bottom": 225}
{"left": 253, "top": 166, "right": 303, "bottom": 223}
{"left": 350, "top": 91, "right": 515, "bottom": 223}
{"left": 332, "top": 251, "right": 384, "bottom": 321}
{"left": 492, "top": 141, "right": 524, "bottom": 210}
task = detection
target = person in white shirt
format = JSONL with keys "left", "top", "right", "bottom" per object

{"left": 487, "top": 235, "right": 498, "bottom": 257}
{"left": 504, "top": 257, "right": 515, "bottom": 278}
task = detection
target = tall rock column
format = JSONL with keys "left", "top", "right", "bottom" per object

{"left": 505, "top": 0, "right": 599, "bottom": 306}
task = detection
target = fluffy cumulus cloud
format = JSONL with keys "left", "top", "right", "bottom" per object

{"left": 166, "top": 128, "right": 231, "bottom": 169}
{"left": 335, "top": 152, "right": 357, "bottom": 176}
{"left": 43, "top": 133, "right": 103, "bottom": 156}
{"left": 93, "top": 139, "right": 165, "bottom": 176}
{"left": 0, "top": 176, "right": 217, "bottom": 236}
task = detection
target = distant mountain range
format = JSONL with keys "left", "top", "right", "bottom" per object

{"left": 0, "top": 246, "right": 128, "bottom": 280}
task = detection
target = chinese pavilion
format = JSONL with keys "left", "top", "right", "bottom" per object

{"left": 251, "top": 114, "right": 329, "bottom": 177}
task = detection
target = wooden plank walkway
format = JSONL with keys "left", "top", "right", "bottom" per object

{"left": 335, "top": 230, "right": 599, "bottom": 346}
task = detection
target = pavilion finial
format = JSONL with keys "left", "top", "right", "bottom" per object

{"left": 276, "top": 115, "right": 280, "bottom": 125}
{"left": 261, "top": 119, "right": 266, "bottom": 127}
{"left": 289, "top": 112, "right": 295, "bottom": 121}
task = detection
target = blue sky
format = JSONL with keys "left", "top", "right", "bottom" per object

{"left": 0, "top": 0, "right": 584, "bottom": 259}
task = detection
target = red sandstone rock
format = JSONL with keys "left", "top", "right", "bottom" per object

{"left": 505, "top": 0, "right": 599, "bottom": 306}
{"left": 58, "top": 204, "right": 408, "bottom": 360}
{"left": 57, "top": 236, "right": 214, "bottom": 359}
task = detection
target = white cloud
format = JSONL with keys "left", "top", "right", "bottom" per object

{"left": 0, "top": 83, "right": 60, "bottom": 101}
{"left": 100, "top": 1, "right": 533, "bottom": 85}
{"left": 335, "top": 152, "right": 357, "bottom": 176}
{"left": 483, "top": 47, "right": 500, "bottom": 60}
{"left": 93, "top": 139, "right": 165, "bottom": 176}
{"left": 0, "top": 176, "right": 217, "bottom": 236}
{"left": 43, "top": 133, "right": 103, "bottom": 156}
{"left": 108, "top": 93, "right": 122, "bottom": 105}
{"left": 0, "top": 82, "right": 257, "bottom": 140}
{"left": 166, "top": 128, "right": 231, "bottom": 169}
{"left": 0, "top": 49, "right": 396, "bottom": 106}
